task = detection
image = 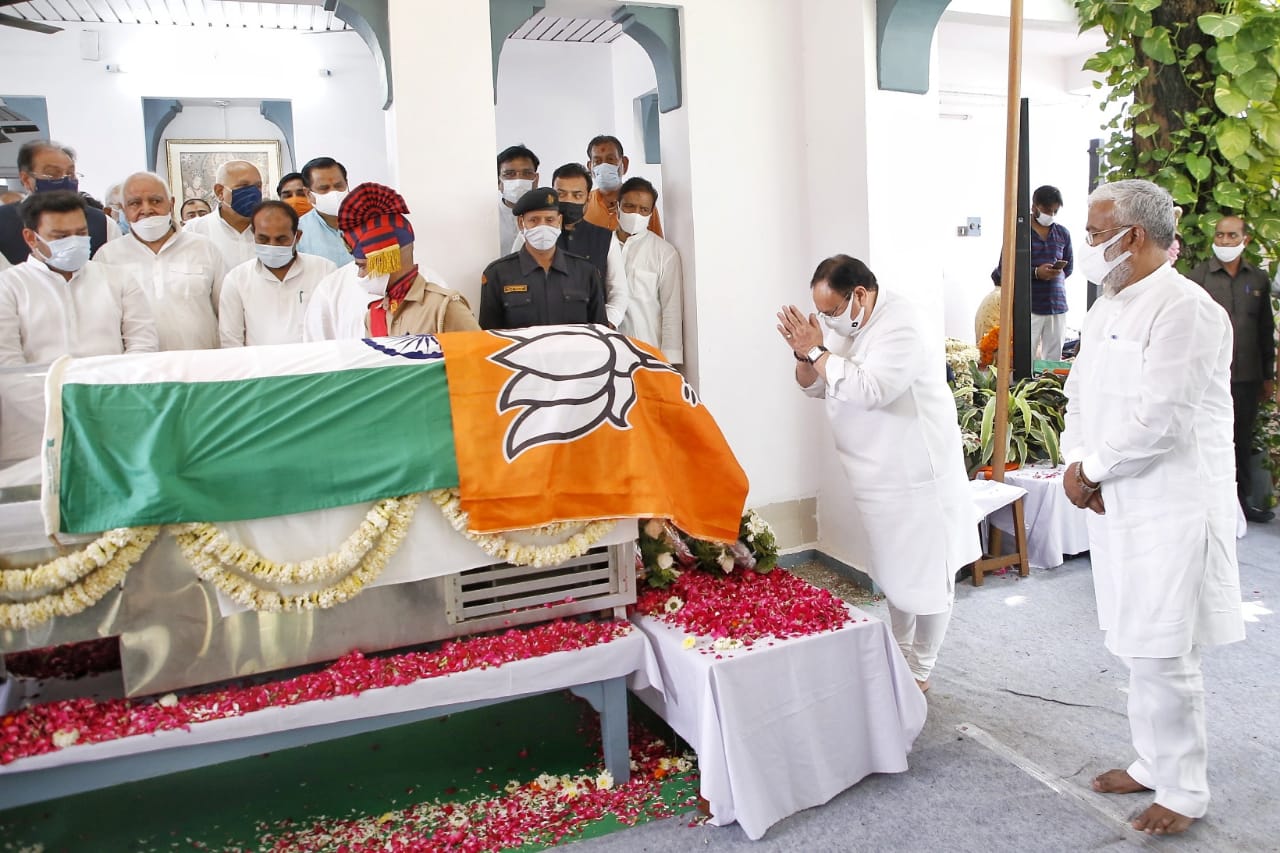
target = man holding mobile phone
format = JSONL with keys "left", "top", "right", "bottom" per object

{"left": 991, "top": 184, "right": 1074, "bottom": 361}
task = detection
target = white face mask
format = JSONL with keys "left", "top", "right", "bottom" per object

{"left": 1212, "top": 242, "right": 1246, "bottom": 264}
{"left": 592, "top": 162, "right": 622, "bottom": 192}
{"left": 313, "top": 189, "right": 349, "bottom": 218}
{"left": 130, "top": 214, "right": 174, "bottom": 243}
{"left": 358, "top": 269, "right": 389, "bottom": 297}
{"left": 34, "top": 234, "right": 91, "bottom": 273}
{"left": 1035, "top": 210, "right": 1055, "bottom": 227}
{"left": 618, "top": 210, "right": 650, "bottom": 236}
{"left": 1079, "top": 226, "right": 1133, "bottom": 287}
{"left": 819, "top": 297, "right": 866, "bottom": 338}
{"left": 501, "top": 178, "right": 533, "bottom": 205}
{"left": 255, "top": 242, "right": 297, "bottom": 269}
{"left": 523, "top": 224, "right": 561, "bottom": 251}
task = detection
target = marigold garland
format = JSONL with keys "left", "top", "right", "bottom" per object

{"left": 173, "top": 494, "right": 421, "bottom": 612}
{"left": 0, "top": 527, "right": 160, "bottom": 631}
{"left": 428, "top": 489, "right": 618, "bottom": 568}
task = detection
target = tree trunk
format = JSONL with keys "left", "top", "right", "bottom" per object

{"left": 1133, "top": 0, "right": 1216, "bottom": 165}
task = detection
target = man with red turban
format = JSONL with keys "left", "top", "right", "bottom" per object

{"left": 303, "top": 182, "right": 478, "bottom": 339}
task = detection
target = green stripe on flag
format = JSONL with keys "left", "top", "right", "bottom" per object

{"left": 58, "top": 362, "right": 459, "bottom": 533}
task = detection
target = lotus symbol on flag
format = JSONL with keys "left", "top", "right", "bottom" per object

{"left": 490, "top": 325, "right": 698, "bottom": 460}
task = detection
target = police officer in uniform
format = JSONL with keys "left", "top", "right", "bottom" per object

{"left": 479, "top": 188, "right": 606, "bottom": 329}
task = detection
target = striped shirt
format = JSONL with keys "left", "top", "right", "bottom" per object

{"left": 991, "top": 222, "right": 1073, "bottom": 315}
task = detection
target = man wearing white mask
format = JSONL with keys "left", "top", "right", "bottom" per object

{"left": 0, "top": 191, "right": 157, "bottom": 465}
{"left": 496, "top": 145, "right": 539, "bottom": 257}
{"left": 94, "top": 172, "right": 225, "bottom": 351}
{"left": 183, "top": 159, "right": 263, "bottom": 270}
{"left": 295, "top": 157, "right": 354, "bottom": 268}
{"left": 1062, "top": 179, "right": 1244, "bottom": 837}
{"left": 616, "top": 177, "right": 682, "bottom": 363}
{"left": 991, "top": 184, "right": 1074, "bottom": 361}
{"left": 480, "top": 187, "right": 605, "bottom": 329}
{"left": 583, "top": 135, "right": 663, "bottom": 238}
{"left": 303, "top": 182, "right": 476, "bottom": 340}
{"left": 1187, "top": 215, "right": 1276, "bottom": 523}
{"left": 777, "top": 255, "right": 979, "bottom": 694}
{"left": 219, "top": 201, "right": 335, "bottom": 347}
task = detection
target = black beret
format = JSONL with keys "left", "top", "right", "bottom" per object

{"left": 512, "top": 187, "right": 560, "bottom": 217}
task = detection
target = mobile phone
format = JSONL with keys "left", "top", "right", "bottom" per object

{"left": 1051, "top": 259, "right": 1068, "bottom": 270}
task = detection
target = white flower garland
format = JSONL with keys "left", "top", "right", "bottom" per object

{"left": 173, "top": 494, "right": 422, "bottom": 613}
{"left": 427, "top": 488, "right": 617, "bottom": 568}
{"left": 0, "top": 526, "right": 160, "bottom": 630}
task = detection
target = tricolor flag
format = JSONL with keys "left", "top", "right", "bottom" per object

{"left": 43, "top": 328, "right": 748, "bottom": 542}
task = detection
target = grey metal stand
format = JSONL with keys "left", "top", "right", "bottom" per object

{"left": 0, "top": 676, "right": 631, "bottom": 811}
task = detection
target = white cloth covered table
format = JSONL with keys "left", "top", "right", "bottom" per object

{"left": 630, "top": 606, "right": 927, "bottom": 840}
{"left": 0, "top": 626, "right": 661, "bottom": 809}
{"left": 983, "top": 462, "right": 1091, "bottom": 569}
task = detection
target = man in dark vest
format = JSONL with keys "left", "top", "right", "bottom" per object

{"left": 0, "top": 140, "right": 118, "bottom": 265}
{"left": 513, "top": 163, "right": 629, "bottom": 329}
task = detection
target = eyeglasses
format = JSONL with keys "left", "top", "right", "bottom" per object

{"left": 1084, "top": 224, "right": 1135, "bottom": 246}
{"left": 500, "top": 169, "right": 537, "bottom": 180}
{"left": 30, "top": 171, "right": 83, "bottom": 181}
{"left": 819, "top": 294, "right": 850, "bottom": 318}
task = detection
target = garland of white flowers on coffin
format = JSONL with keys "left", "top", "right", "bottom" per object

{"left": 172, "top": 493, "right": 423, "bottom": 613}
{"left": 1, "top": 489, "right": 619, "bottom": 628}
{"left": 427, "top": 488, "right": 617, "bottom": 568}
{"left": 0, "top": 526, "right": 161, "bottom": 630}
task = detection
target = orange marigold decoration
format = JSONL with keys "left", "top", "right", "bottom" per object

{"left": 978, "top": 325, "right": 1000, "bottom": 368}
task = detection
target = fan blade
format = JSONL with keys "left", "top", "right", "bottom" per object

{"left": 0, "top": 14, "right": 62, "bottom": 34}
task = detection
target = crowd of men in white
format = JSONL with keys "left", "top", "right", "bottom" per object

{"left": 0, "top": 137, "right": 684, "bottom": 468}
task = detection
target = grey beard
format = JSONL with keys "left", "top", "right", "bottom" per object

{"left": 1101, "top": 259, "right": 1135, "bottom": 295}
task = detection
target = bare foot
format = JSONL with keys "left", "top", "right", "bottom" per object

{"left": 1132, "top": 802, "right": 1195, "bottom": 835}
{"left": 1092, "top": 769, "right": 1150, "bottom": 794}
{"left": 916, "top": 679, "right": 930, "bottom": 694}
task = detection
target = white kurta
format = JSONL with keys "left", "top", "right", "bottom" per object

{"left": 181, "top": 206, "right": 257, "bottom": 270}
{"left": 618, "top": 230, "right": 684, "bottom": 364}
{"left": 93, "top": 228, "right": 225, "bottom": 350}
{"left": 0, "top": 257, "right": 158, "bottom": 461}
{"left": 218, "top": 252, "right": 337, "bottom": 347}
{"left": 1061, "top": 263, "right": 1244, "bottom": 658}
{"left": 803, "top": 289, "right": 980, "bottom": 614}
{"left": 302, "top": 262, "right": 452, "bottom": 341}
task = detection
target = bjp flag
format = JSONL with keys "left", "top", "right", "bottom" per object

{"left": 438, "top": 325, "right": 749, "bottom": 542}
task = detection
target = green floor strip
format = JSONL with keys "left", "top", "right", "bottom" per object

{"left": 0, "top": 692, "right": 697, "bottom": 852}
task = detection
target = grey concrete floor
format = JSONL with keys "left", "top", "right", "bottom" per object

{"left": 577, "top": 521, "right": 1280, "bottom": 853}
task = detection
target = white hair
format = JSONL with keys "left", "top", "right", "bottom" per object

{"left": 1088, "top": 179, "right": 1176, "bottom": 249}
{"left": 121, "top": 171, "right": 170, "bottom": 196}
{"left": 215, "top": 159, "right": 259, "bottom": 187}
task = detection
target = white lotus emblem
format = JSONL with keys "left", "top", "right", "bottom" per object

{"left": 489, "top": 324, "right": 698, "bottom": 460}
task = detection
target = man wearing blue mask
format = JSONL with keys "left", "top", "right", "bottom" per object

{"left": 0, "top": 191, "right": 158, "bottom": 467}
{"left": 0, "top": 140, "right": 121, "bottom": 266}
{"left": 183, "top": 159, "right": 263, "bottom": 270}
{"left": 219, "top": 200, "right": 335, "bottom": 347}
{"left": 583, "top": 135, "right": 663, "bottom": 239}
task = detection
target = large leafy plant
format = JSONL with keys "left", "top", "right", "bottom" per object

{"left": 954, "top": 365, "right": 1066, "bottom": 476}
{"left": 1075, "top": 0, "right": 1280, "bottom": 267}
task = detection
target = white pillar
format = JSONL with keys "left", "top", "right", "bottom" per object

{"left": 384, "top": 0, "right": 498, "bottom": 307}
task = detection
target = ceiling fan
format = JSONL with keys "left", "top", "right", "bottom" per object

{"left": 0, "top": 0, "right": 63, "bottom": 34}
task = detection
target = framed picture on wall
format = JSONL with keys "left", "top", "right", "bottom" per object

{"left": 165, "top": 139, "right": 282, "bottom": 210}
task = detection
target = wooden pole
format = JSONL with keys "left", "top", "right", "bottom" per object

{"left": 991, "top": 0, "right": 1024, "bottom": 484}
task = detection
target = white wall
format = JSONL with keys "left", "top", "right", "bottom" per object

{"left": 935, "top": 14, "right": 1110, "bottom": 345}
{"left": 0, "top": 21, "right": 390, "bottom": 200}
{"left": 496, "top": 40, "right": 616, "bottom": 179}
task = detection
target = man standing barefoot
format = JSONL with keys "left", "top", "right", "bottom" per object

{"left": 1062, "top": 179, "right": 1246, "bottom": 836}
